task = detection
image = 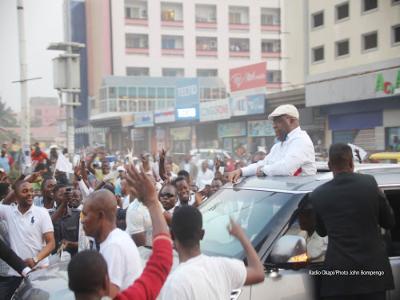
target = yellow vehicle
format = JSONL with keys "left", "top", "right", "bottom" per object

{"left": 369, "top": 152, "right": 400, "bottom": 164}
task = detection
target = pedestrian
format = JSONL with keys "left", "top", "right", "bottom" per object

{"left": 81, "top": 189, "right": 143, "bottom": 298}
{"left": 158, "top": 206, "right": 264, "bottom": 299}
{"left": 68, "top": 164, "right": 172, "bottom": 300}
{"left": 0, "top": 149, "right": 10, "bottom": 175}
{"left": 196, "top": 160, "right": 214, "bottom": 190}
{"left": 229, "top": 104, "right": 316, "bottom": 182}
{"left": 0, "top": 180, "right": 55, "bottom": 299}
{"left": 31, "top": 144, "right": 48, "bottom": 165}
{"left": 310, "top": 143, "right": 395, "bottom": 300}
{"left": 179, "top": 154, "right": 198, "bottom": 181}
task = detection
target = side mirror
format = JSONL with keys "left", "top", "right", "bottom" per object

{"left": 270, "top": 235, "right": 307, "bottom": 264}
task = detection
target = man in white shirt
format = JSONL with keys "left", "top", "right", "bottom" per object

{"left": 81, "top": 189, "right": 143, "bottom": 298}
{"left": 229, "top": 104, "right": 316, "bottom": 182}
{"left": 196, "top": 160, "right": 214, "bottom": 190}
{"left": 159, "top": 206, "right": 264, "bottom": 300}
{"left": 126, "top": 198, "right": 152, "bottom": 247}
{"left": 0, "top": 180, "right": 55, "bottom": 298}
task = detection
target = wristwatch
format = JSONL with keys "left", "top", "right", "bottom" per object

{"left": 33, "top": 256, "right": 39, "bottom": 265}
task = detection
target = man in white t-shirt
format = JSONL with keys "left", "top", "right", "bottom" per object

{"left": 159, "top": 206, "right": 264, "bottom": 300}
{"left": 126, "top": 198, "right": 152, "bottom": 247}
{"left": 0, "top": 180, "right": 55, "bottom": 298}
{"left": 195, "top": 160, "right": 214, "bottom": 190}
{"left": 81, "top": 189, "right": 143, "bottom": 298}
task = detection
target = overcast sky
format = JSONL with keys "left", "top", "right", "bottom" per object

{"left": 0, "top": 0, "right": 63, "bottom": 113}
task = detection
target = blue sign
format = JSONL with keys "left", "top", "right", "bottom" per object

{"left": 246, "top": 94, "right": 265, "bottom": 115}
{"left": 175, "top": 78, "right": 199, "bottom": 120}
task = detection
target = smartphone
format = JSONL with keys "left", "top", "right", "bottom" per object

{"left": 66, "top": 187, "right": 72, "bottom": 193}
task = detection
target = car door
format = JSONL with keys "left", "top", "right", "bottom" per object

{"left": 250, "top": 267, "right": 317, "bottom": 300}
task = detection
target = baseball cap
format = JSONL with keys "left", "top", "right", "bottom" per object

{"left": 268, "top": 104, "right": 299, "bottom": 120}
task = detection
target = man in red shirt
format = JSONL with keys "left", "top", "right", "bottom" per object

{"left": 31, "top": 144, "right": 48, "bottom": 164}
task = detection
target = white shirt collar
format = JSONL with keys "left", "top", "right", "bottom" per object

{"left": 14, "top": 204, "right": 34, "bottom": 216}
{"left": 287, "top": 126, "right": 301, "bottom": 140}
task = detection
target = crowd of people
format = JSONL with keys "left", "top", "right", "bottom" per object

{"left": 0, "top": 104, "right": 396, "bottom": 300}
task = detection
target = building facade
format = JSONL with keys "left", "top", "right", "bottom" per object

{"left": 305, "top": 0, "right": 400, "bottom": 151}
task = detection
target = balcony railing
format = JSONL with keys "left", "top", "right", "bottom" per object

{"left": 229, "top": 23, "right": 249, "bottom": 31}
{"left": 261, "top": 51, "right": 281, "bottom": 59}
{"left": 161, "top": 20, "right": 183, "bottom": 28}
{"left": 196, "top": 21, "right": 217, "bottom": 29}
{"left": 161, "top": 48, "right": 184, "bottom": 56}
{"left": 126, "top": 48, "right": 149, "bottom": 55}
{"left": 196, "top": 49, "right": 218, "bottom": 57}
{"left": 125, "top": 18, "right": 148, "bottom": 26}
{"left": 229, "top": 51, "right": 250, "bottom": 58}
{"left": 261, "top": 24, "right": 281, "bottom": 32}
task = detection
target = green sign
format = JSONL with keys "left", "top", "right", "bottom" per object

{"left": 375, "top": 70, "right": 400, "bottom": 95}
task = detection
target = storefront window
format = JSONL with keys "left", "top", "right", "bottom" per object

{"left": 157, "top": 87, "right": 166, "bottom": 98}
{"left": 109, "top": 87, "right": 116, "bottom": 98}
{"left": 109, "top": 99, "right": 118, "bottom": 112}
{"left": 128, "top": 87, "right": 137, "bottom": 98}
{"left": 129, "top": 100, "right": 137, "bottom": 112}
{"left": 386, "top": 127, "right": 400, "bottom": 151}
{"left": 166, "top": 88, "right": 175, "bottom": 98}
{"left": 139, "top": 87, "right": 147, "bottom": 98}
{"left": 118, "top": 87, "right": 127, "bottom": 97}
{"left": 148, "top": 87, "right": 156, "bottom": 98}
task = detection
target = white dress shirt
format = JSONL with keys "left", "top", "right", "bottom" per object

{"left": 241, "top": 127, "right": 316, "bottom": 177}
{"left": 196, "top": 169, "right": 214, "bottom": 190}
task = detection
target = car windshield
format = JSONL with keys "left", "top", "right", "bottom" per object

{"left": 200, "top": 188, "right": 292, "bottom": 258}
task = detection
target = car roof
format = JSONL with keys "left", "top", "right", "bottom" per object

{"left": 223, "top": 165, "right": 400, "bottom": 194}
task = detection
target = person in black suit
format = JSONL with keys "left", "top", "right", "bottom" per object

{"left": 0, "top": 239, "right": 30, "bottom": 277}
{"left": 309, "top": 143, "right": 395, "bottom": 300}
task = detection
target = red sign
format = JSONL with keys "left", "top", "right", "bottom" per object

{"left": 230, "top": 62, "right": 267, "bottom": 92}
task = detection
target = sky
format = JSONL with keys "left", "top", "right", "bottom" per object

{"left": 0, "top": 0, "right": 64, "bottom": 113}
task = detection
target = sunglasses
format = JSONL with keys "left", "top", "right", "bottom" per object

{"left": 160, "top": 192, "right": 175, "bottom": 198}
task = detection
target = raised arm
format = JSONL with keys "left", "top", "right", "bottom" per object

{"left": 228, "top": 219, "right": 264, "bottom": 285}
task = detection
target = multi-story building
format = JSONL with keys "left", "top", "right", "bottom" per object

{"left": 84, "top": 0, "right": 312, "bottom": 152}
{"left": 305, "top": 0, "right": 400, "bottom": 151}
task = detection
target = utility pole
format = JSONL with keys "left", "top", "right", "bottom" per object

{"left": 48, "top": 0, "right": 84, "bottom": 158}
{"left": 17, "top": 0, "right": 30, "bottom": 148}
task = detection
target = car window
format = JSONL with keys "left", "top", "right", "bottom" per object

{"left": 200, "top": 189, "right": 292, "bottom": 257}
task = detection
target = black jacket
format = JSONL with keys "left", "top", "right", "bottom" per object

{"left": 310, "top": 172, "right": 395, "bottom": 297}
{"left": 0, "top": 238, "right": 27, "bottom": 276}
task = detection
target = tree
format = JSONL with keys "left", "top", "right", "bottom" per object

{"left": 0, "top": 99, "right": 18, "bottom": 142}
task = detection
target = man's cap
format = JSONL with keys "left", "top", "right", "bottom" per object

{"left": 268, "top": 104, "right": 299, "bottom": 120}
{"left": 117, "top": 166, "right": 125, "bottom": 172}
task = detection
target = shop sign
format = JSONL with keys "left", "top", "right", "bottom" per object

{"left": 230, "top": 62, "right": 267, "bottom": 92}
{"left": 218, "top": 122, "right": 247, "bottom": 138}
{"left": 375, "top": 69, "right": 400, "bottom": 95}
{"left": 121, "top": 114, "right": 135, "bottom": 127}
{"left": 154, "top": 109, "right": 175, "bottom": 124}
{"left": 176, "top": 78, "right": 199, "bottom": 121}
{"left": 200, "top": 99, "right": 231, "bottom": 122}
{"left": 248, "top": 120, "right": 274, "bottom": 137}
{"left": 134, "top": 112, "right": 153, "bottom": 127}
{"left": 170, "top": 127, "right": 191, "bottom": 140}
{"left": 231, "top": 94, "right": 265, "bottom": 116}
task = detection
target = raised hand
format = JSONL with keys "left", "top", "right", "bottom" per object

{"left": 126, "top": 164, "right": 158, "bottom": 208}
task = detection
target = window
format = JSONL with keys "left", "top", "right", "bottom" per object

{"left": 161, "top": 2, "right": 183, "bottom": 21}
{"left": 336, "top": 39, "right": 349, "bottom": 57}
{"left": 362, "top": 0, "right": 378, "bottom": 12}
{"left": 126, "top": 34, "right": 148, "bottom": 48}
{"left": 392, "top": 24, "right": 400, "bottom": 45}
{"left": 229, "top": 38, "right": 250, "bottom": 52}
{"left": 261, "top": 40, "right": 281, "bottom": 52}
{"left": 125, "top": 1, "right": 147, "bottom": 19}
{"left": 312, "top": 46, "right": 324, "bottom": 62}
{"left": 261, "top": 8, "right": 280, "bottom": 25}
{"left": 266, "top": 70, "right": 281, "bottom": 83}
{"left": 312, "top": 11, "right": 324, "bottom": 28}
{"left": 162, "top": 68, "right": 184, "bottom": 77}
{"left": 126, "top": 67, "right": 149, "bottom": 76}
{"left": 162, "top": 35, "right": 184, "bottom": 49}
{"left": 195, "top": 4, "right": 217, "bottom": 23}
{"left": 197, "top": 69, "right": 218, "bottom": 77}
{"left": 229, "top": 6, "right": 249, "bottom": 24}
{"left": 196, "top": 37, "right": 218, "bottom": 51}
{"left": 336, "top": 2, "right": 349, "bottom": 21}
{"left": 362, "top": 31, "right": 378, "bottom": 51}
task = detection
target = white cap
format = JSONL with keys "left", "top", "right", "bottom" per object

{"left": 268, "top": 104, "right": 299, "bottom": 120}
{"left": 117, "top": 166, "right": 126, "bottom": 172}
